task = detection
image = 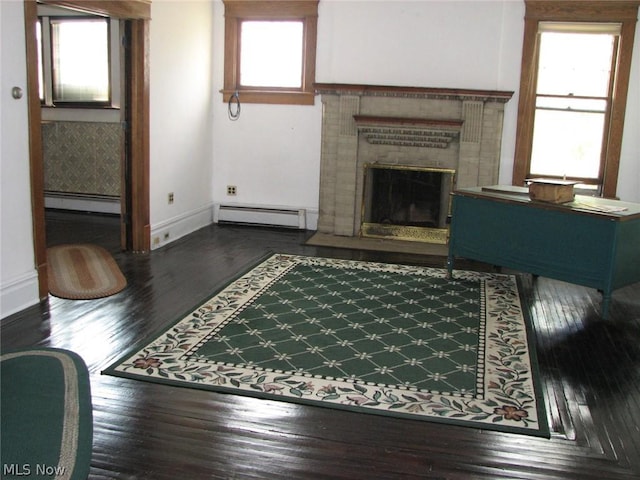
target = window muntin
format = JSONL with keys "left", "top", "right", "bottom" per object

{"left": 239, "top": 21, "right": 303, "bottom": 88}
{"left": 50, "top": 18, "right": 110, "bottom": 104}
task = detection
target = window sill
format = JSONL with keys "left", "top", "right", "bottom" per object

{"left": 220, "top": 89, "right": 315, "bottom": 106}
{"left": 41, "top": 104, "right": 120, "bottom": 110}
{"left": 41, "top": 106, "right": 121, "bottom": 123}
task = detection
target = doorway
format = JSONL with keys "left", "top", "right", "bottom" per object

{"left": 24, "top": 0, "right": 150, "bottom": 300}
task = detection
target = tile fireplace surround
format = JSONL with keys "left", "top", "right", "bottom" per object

{"left": 315, "top": 83, "right": 513, "bottom": 242}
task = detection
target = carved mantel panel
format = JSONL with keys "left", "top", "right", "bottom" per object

{"left": 354, "top": 115, "right": 462, "bottom": 149}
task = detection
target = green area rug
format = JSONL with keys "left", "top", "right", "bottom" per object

{"left": 1, "top": 348, "right": 93, "bottom": 480}
{"left": 104, "top": 254, "right": 548, "bottom": 437}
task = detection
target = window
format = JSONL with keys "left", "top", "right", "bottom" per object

{"left": 240, "top": 21, "right": 303, "bottom": 88}
{"left": 530, "top": 23, "right": 617, "bottom": 189}
{"left": 38, "top": 16, "right": 111, "bottom": 106}
{"left": 222, "top": 0, "right": 319, "bottom": 105}
{"left": 513, "top": 1, "right": 639, "bottom": 198}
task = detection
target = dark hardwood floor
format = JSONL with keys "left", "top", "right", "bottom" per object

{"left": 2, "top": 210, "right": 640, "bottom": 479}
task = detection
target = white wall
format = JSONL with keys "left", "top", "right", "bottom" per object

{"left": 317, "top": 0, "right": 526, "bottom": 189}
{"left": 210, "top": 0, "right": 525, "bottom": 221}
{"left": 1, "top": 1, "right": 40, "bottom": 318}
{"left": 211, "top": 0, "right": 640, "bottom": 204}
{"left": 0, "top": 0, "right": 217, "bottom": 317}
{"left": 149, "top": 0, "right": 216, "bottom": 248}
{"left": 317, "top": 1, "right": 516, "bottom": 89}
{"left": 211, "top": 0, "right": 323, "bottom": 220}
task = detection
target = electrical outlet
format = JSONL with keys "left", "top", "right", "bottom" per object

{"left": 227, "top": 185, "right": 237, "bottom": 196}
{"left": 168, "top": 192, "right": 174, "bottom": 204}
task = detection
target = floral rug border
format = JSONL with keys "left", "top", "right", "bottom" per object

{"left": 104, "top": 254, "right": 549, "bottom": 437}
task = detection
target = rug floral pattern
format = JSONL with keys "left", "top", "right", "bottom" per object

{"left": 106, "top": 254, "right": 547, "bottom": 436}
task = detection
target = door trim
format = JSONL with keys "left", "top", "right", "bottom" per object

{"left": 24, "top": 0, "right": 150, "bottom": 300}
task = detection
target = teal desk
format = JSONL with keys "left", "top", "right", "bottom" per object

{"left": 447, "top": 186, "right": 640, "bottom": 318}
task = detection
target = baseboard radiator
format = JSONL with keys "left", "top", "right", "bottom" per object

{"left": 45, "top": 191, "right": 120, "bottom": 215}
{"left": 215, "top": 204, "right": 306, "bottom": 229}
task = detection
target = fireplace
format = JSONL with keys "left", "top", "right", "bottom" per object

{"left": 361, "top": 165, "right": 455, "bottom": 244}
{"left": 315, "top": 83, "right": 513, "bottom": 245}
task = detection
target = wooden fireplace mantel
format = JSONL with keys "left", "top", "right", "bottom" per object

{"left": 353, "top": 115, "right": 463, "bottom": 128}
{"left": 315, "top": 83, "right": 514, "bottom": 102}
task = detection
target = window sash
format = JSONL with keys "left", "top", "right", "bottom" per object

{"left": 50, "top": 18, "right": 110, "bottom": 104}
{"left": 528, "top": 27, "right": 617, "bottom": 189}
{"left": 239, "top": 21, "right": 304, "bottom": 89}
{"left": 536, "top": 30, "right": 616, "bottom": 98}
{"left": 530, "top": 109, "right": 605, "bottom": 180}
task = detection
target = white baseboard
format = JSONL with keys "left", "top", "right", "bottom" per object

{"left": 45, "top": 193, "right": 120, "bottom": 215}
{"left": 306, "top": 209, "right": 319, "bottom": 230}
{"left": 1, "top": 270, "right": 40, "bottom": 320}
{"left": 150, "top": 203, "right": 215, "bottom": 250}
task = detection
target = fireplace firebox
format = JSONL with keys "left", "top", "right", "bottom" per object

{"left": 361, "top": 165, "right": 455, "bottom": 244}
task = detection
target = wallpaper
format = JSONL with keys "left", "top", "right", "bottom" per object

{"left": 42, "top": 121, "right": 122, "bottom": 197}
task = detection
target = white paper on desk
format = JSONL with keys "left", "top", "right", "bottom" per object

{"left": 572, "top": 202, "right": 628, "bottom": 213}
